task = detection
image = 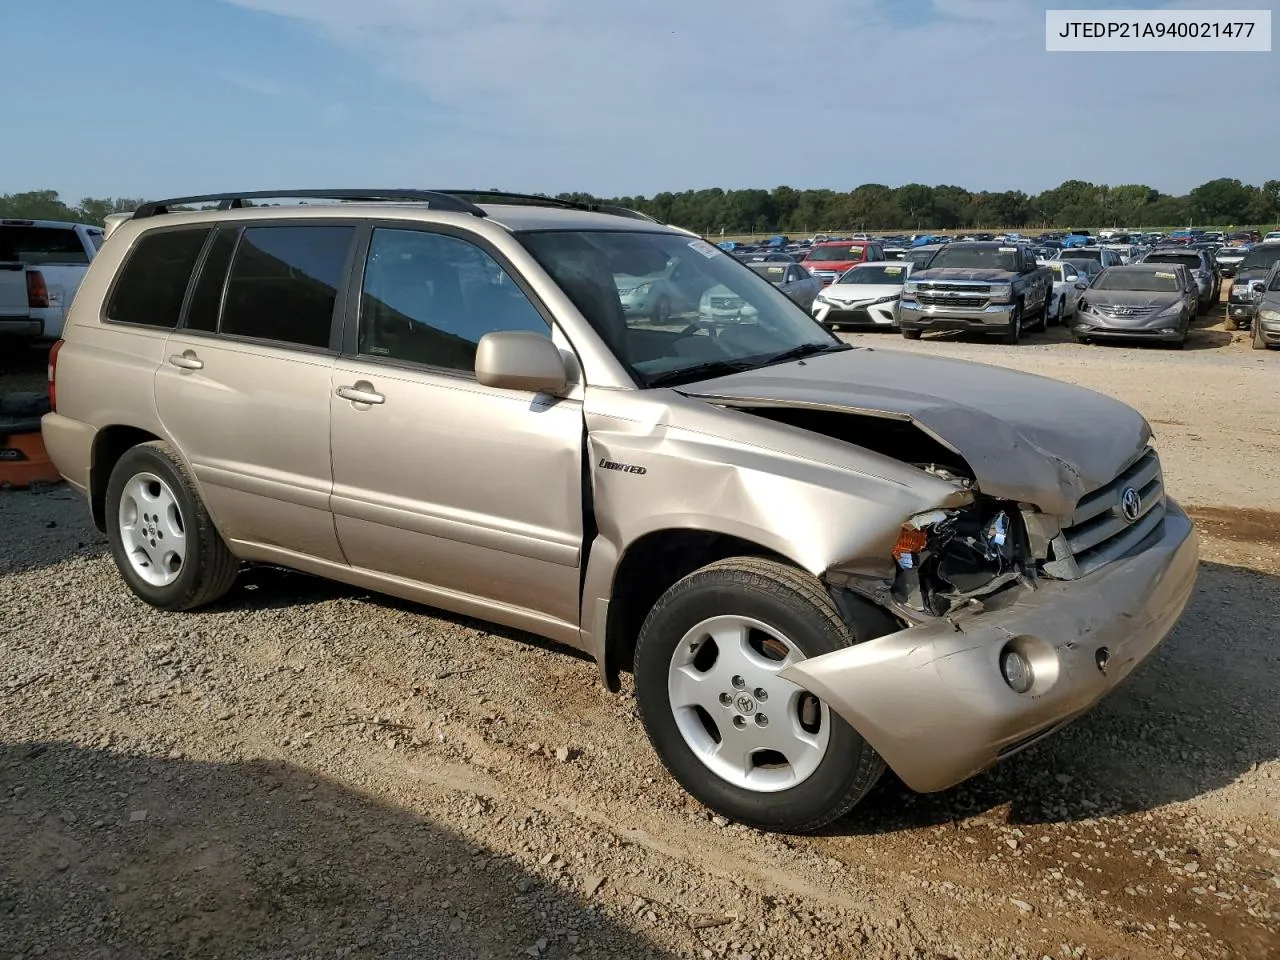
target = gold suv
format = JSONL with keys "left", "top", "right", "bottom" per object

{"left": 43, "top": 190, "right": 1198, "bottom": 832}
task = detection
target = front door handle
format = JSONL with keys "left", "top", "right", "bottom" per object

{"left": 168, "top": 351, "right": 203, "bottom": 370}
{"left": 336, "top": 382, "right": 385, "bottom": 405}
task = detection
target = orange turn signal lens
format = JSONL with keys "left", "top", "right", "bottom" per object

{"left": 892, "top": 526, "right": 929, "bottom": 561}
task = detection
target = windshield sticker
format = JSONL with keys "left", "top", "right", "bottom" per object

{"left": 998, "top": 246, "right": 1017, "bottom": 252}
{"left": 765, "top": 266, "right": 785, "bottom": 275}
{"left": 848, "top": 246, "right": 865, "bottom": 254}
{"left": 884, "top": 266, "right": 902, "bottom": 274}
{"left": 1154, "top": 271, "right": 1176, "bottom": 279}
{"left": 687, "top": 239, "right": 720, "bottom": 259}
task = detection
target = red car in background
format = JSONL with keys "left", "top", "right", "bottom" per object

{"left": 801, "top": 239, "right": 885, "bottom": 284}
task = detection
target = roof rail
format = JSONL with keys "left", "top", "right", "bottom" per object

{"left": 439, "top": 190, "right": 664, "bottom": 224}
{"left": 131, "top": 189, "right": 487, "bottom": 220}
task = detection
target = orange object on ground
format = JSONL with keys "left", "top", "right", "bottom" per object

{"left": 0, "top": 392, "right": 63, "bottom": 489}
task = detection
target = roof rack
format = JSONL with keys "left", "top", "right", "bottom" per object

{"left": 132, "top": 189, "right": 487, "bottom": 220}
{"left": 438, "top": 190, "right": 663, "bottom": 223}
{"left": 130, "top": 188, "right": 664, "bottom": 225}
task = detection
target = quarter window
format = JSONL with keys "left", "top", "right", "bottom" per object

{"left": 105, "top": 228, "right": 211, "bottom": 328}
{"left": 358, "top": 229, "right": 548, "bottom": 372}
{"left": 219, "top": 225, "right": 354, "bottom": 349}
{"left": 184, "top": 228, "right": 238, "bottom": 333}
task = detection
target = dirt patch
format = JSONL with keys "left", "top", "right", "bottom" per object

{"left": 1186, "top": 506, "right": 1280, "bottom": 547}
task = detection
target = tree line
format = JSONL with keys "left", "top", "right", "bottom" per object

{"left": 4, "top": 178, "right": 1278, "bottom": 235}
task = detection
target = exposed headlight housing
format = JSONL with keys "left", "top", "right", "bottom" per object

{"left": 891, "top": 502, "right": 1027, "bottom": 615}
{"left": 1000, "top": 648, "right": 1034, "bottom": 694}
{"left": 987, "top": 283, "right": 1013, "bottom": 301}
{"left": 902, "top": 281, "right": 919, "bottom": 295}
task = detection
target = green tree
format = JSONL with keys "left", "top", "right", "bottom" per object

{"left": 1187, "top": 178, "right": 1254, "bottom": 224}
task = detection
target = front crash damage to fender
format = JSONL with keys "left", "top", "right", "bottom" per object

{"left": 779, "top": 502, "right": 1199, "bottom": 793}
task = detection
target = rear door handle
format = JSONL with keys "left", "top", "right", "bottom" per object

{"left": 168, "top": 352, "right": 203, "bottom": 370}
{"left": 336, "top": 382, "right": 385, "bottom": 405}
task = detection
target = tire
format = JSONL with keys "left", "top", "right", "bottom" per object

{"left": 901, "top": 329, "right": 922, "bottom": 340}
{"left": 1074, "top": 334, "right": 1092, "bottom": 345}
{"left": 1254, "top": 322, "right": 1268, "bottom": 350}
{"left": 1224, "top": 314, "right": 1237, "bottom": 331}
{"left": 1000, "top": 304, "right": 1023, "bottom": 345}
{"left": 633, "top": 557, "right": 897, "bottom": 833}
{"left": 105, "top": 441, "right": 239, "bottom": 611}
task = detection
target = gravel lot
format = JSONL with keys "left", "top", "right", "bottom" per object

{"left": 2, "top": 303, "right": 1277, "bottom": 960}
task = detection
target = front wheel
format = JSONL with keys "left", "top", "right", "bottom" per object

{"left": 1254, "top": 322, "right": 1269, "bottom": 350}
{"left": 105, "top": 441, "right": 239, "bottom": 611}
{"left": 1000, "top": 305, "right": 1023, "bottom": 345}
{"left": 633, "top": 558, "right": 896, "bottom": 833}
{"left": 901, "top": 329, "right": 922, "bottom": 340}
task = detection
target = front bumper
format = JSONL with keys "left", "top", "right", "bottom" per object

{"left": 1072, "top": 317, "right": 1185, "bottom": 341}
{"left": 899, "top": 301, "right": 1016, "bottom": 333}
{"left": 1228, "top": 301, "right": 1256, "bottom": 322}
{"left": 812, "top": 300, "right": 898, "bottom": 327}
{"left": 1257, "top": 314, "right": 1280, "bottom": 345}
{"left": 783, "top": 501, "right": 1198, "bottom": 793}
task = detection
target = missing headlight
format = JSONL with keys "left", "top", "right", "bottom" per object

{"left": 892, "top": 502, "right": 1029, "bottom": 615}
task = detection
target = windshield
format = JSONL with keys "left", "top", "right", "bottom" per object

{"left": 927, "top": 246, "right": 1018, "bottom": 271}
{"left": 1238, "top": 246, "right": 1280, "bottom": 271}
{"left": 805, "top": 244, "right": 865, "bottom": 262}
{"left": 1095, "top": 269, "right": 1180, "bottom": 292}
{"left": 1217, "top": 248, "right": 1245, "bottom": 258}
{"left": 838, "top": 264, "right": 908, "bottom": 284}
{"left": 1060, "top": 248, "right": 1101, "bottom": 261}
{"left": 1144, "top": 253, "right": 1200, "bottom": 268}
{"left": 748, "top": 263, "right": 789, "bottom": 282}
{"left": 519, "top": 230, "right": 842, "bottom": 388}
{"left": 1045, "top": 262, "right": 1074, "bottom": 279}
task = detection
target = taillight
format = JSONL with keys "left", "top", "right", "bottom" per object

{"left": 48, "top": 339, "right": 65, "bottom": 412}
{"left": 27, "top": 269, "right": 49, "bottom": 308}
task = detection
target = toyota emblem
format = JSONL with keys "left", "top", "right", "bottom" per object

{"left": 1120, "top": 487, "right": 1142, "bottom": 524}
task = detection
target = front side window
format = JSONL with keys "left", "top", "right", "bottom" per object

{"left": 220, "top": 225, "right": 354, "bottom": 349}
{"left": 184, "top": 228, "right": 238, "bottom": 333}
{"left": 105, "top": 227, "right": 211, "bottom": 328}
{"left": 520, "top": 230, "right": 843, "bottom": 388}
{"left": 358, "top": 228, "right": 548, "bottom": 372}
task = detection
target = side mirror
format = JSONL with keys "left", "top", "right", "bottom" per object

{"left": 475, "top": 331, "right": 569, "bottom": 395}
{"left": 1074, "top": 281, "right": 1088, "bottom": 290}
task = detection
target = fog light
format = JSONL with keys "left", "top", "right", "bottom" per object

{"left": 1000, "top": 649, "right": 1034, "bottom": 694}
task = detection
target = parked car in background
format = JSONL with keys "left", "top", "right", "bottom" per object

{"left": 810, "top": 261, "right": 912, "bottom": 330}
{"left": 1251, "top": 262, "right": 1280, "bottom": 349}
{"left": 1225, "top": 242, "right": 1280, "bottom": 329}
{"left": 801, "top": 240, "right": 886, "bottom": 285}
{"left": 0, "top": 218, "right": 103, "bottom": 342}
{"left": 903, "top": 244, "right": 942, "bottom": 272}
{"left": 1215, "top": 246, "right": 1248, "bottom": 278}
{"left": 1054, "top": 246, "right": 1124, "bottom": 269}
{"left": 1039, "top": 259, "right": 1089, "bottom": 322}
{"left": 1057, "top": 256, "right": 1105, "bottom": 285}
{"left": 1264, "top": 231, "right": 1280, "bottom": 242}
{"left": 898, "top": 242, "right": 1053, "bottom": 344}
{"left": 1073, "top": 264, "right": 1195, "bottom": 347}
{"left": 747, "top": 260, "right": 823, "bottom": 311}
{"left": 744, "top": 252, "right": 797, "bottom": 263}
{"left": 1140, "top": 248, "right": 1218, "bottom": 312}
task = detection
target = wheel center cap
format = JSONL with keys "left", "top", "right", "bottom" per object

{"left": 734, "top": 694, "right": 756, "bottom": 715}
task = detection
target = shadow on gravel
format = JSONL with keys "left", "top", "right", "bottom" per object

{"left": 0, "top": 742, "right": 675, "bottom": 960}
{"left": 836, "top": 559, "right": 1280, "bottom": 834}
{"left": 0, "top": 488, "right": 105, "bottom": 576}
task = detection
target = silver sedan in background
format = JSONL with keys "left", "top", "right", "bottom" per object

{"left": 1073, "top": 264, "right": 1195, "bottom": 347}
{"left": 747, "top": 260, "right": 824, "bottom": 311}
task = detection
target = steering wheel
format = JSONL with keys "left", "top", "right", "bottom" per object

{"left": 677, "top": 319, "right": 717, "bottom": 338}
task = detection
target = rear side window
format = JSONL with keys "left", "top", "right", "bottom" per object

{"left": 219, "top": 225, "right": 354, "bottom": 349}
{"left": 184, "top": 228, "right": 238, "bottom": 333}
{"left": 0, "top": 225, "right": 91, "bottom": 265}
{"left": 105, "top": 228, "right": 211, "bottom": 328}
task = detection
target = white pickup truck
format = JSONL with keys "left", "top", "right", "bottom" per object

{"left": 1, "top": 219, "right": 104, "bottom": 343}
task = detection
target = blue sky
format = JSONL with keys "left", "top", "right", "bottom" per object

{"left": 4, "top": 0, "right": 1276, "bottom": 202}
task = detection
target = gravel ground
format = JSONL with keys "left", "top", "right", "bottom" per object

{"left": 2, "top": 302, "right": 1277, "bottom": 960}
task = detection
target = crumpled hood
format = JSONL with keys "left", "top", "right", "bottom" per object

{"left": 912, "top": 267, "right": 1013, "bottom": 283}
{"left": 681, "top": 347, "right": 1151, "bottom": 516}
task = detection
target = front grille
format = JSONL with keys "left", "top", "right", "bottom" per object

{"left": 827, "top": 308, "right": 871, "bottom": 324}
{"left": 919, "top": 282, "right": 992, "bottom": 294}
{"left": 709, "top": 296, "right": 742, "bottom": 310}
{"left": 917, "top": 294, "right": 989, "bottom": 310}
{"left": 1092, "top": 303, "right": 1158, "bottom": 320}
{"left": 1059, "top": 449, "right": 1165, "bottom": 577}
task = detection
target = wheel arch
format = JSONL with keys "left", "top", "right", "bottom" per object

{"left": 90, "top": 425, "right": 164, "bottom": 531}
{"left": 597, "top": 526, "right": 796, "bottom": 692}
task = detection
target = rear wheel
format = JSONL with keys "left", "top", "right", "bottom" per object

{"left": 105, "top": 441, "right": 238, "bottom": 611}
{"left": 634, "top": 558, "right": 896, "bottom": 833}
{"left": 901, "top": 329, "right": 922, "bottom": 340}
